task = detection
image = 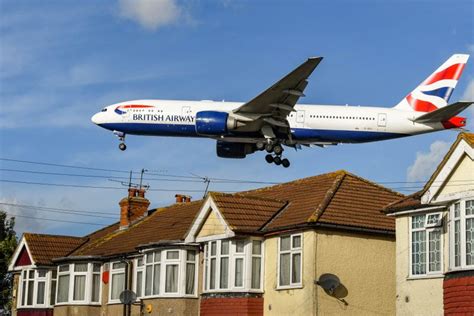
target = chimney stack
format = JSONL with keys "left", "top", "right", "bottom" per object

{"left": 120, "top": 188, "right": 150, "bottom": 229}
{"left": 175, "top": 194, "right": 192, "bottom": 203}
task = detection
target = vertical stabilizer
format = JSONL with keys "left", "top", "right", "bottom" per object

{"left": 394, "top": 54, "right": 469, "bottom": 112}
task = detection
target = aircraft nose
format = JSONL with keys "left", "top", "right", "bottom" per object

{"left": 91, "top": 113, "right": 101, "bottom": 125}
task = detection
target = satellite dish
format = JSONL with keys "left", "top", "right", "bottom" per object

{"left": 119, "top": 290, "right": 137, "bottom": 305}
{"left": 315, "top": 273, "right": 341, "bottom": 295}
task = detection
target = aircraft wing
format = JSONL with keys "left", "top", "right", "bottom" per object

{"left": 413, "top": 101, "right": 473, "bottom": 123}
{"left": 232, "top": 57, "right": 323, "bottom": 126}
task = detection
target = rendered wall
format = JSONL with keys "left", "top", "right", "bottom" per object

{"left": 197, "top": 209, "right": 226, "bottom": 238}
{"left": 263, "top": 231, "right": 317, "bottom": 315}
{"left": 394, "top": 216, "right": 445, "bottom": 316}
{"left": 315, "top": 229, "right": 395, "bottom": 316}
{"left": 437, "top": 153, "right": 473, "bottom": 197}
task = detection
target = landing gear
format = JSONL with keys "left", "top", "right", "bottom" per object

{"left": 119, "top": 143, "right": 127, "bottom": 151}
{"left": 274, "top": 156, "right": 282, "bottom": 165}
{"left": 113, "top": 130, "right": 127, "bottom": 151}
{"left": 265, "top": 154, "right": 274, "bottom": 163}
{"left": 273, "top": 145, "right": 283, "bottom": 155}
{"left": 263, "top": 142, "right": 290, "bottom": 168}
{"left": 256, "top": 141, "right": 266, "bottom": 151}
{"left": 281, "top": 158, "right": 290, "bottom": 168}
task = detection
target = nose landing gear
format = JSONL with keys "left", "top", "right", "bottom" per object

{"left": 113, "top": 131, "right": 127, "bottom": 151}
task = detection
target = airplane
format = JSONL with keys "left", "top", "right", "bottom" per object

{"left": 91, "top": 54, "right": 472, "bottom": 168}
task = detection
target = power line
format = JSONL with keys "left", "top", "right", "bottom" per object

{"left": 4, "top": 212, "right": 107, "bottom": 226}
{"left": 0, "top": 202, "right": 117, "bottom": 219}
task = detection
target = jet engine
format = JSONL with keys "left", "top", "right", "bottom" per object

{"left": 216, "top": 141, "right": 256, "bottom": 159}
{"left": 195, "top": 111, "right": 238, "bottom": 135}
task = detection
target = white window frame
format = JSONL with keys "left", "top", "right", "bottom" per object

{"left": 450, "top": 199, "right": 474, "bottom": 271}
{"left": 277, "top": 233, "right": 303, "bottom": 289}
{"left": 17, "top": 268, "right": 54, "bottom": 309}
{"left": 55, "top": 262, "right": 102, "bottom": 306}
{"left": 409, "top": 213, "right": 444, "bottom": 278}
{"left": 203, "top": 238, "right": 264, "bottom": 293}
{"left": 133, "top": 248, "right": 199, "bottom": 299}
{"left": 109, "top": 261, "right": 126, "bottom": 304}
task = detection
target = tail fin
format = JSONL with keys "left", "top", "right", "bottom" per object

{"left": 394, "top": 54, "right": 469, "bottom": 112}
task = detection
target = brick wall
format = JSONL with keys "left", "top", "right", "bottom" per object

{"left": 200, "top": 295, "right": 263, "bottom": 316}
{"left": 443, "top": 270, "right": 474, "bottom": 315}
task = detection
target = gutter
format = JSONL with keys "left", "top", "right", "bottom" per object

{"left": 386, "top": 205, "right": 446, "bottom": 217}
{"left": 264, "top": 222, "right": 394, "bottom": 237}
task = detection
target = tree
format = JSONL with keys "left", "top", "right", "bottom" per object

{"left": 0, "top": 211, "right": 17, "bottom": 315}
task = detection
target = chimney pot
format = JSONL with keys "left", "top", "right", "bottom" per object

{"left": 138, "top": 189, "right": 146, "bottom": 198}
{"left": 120, "top": 189, "right": 150, "bottom": 229}
{"left": 128, "top": 188, "right": 137, "bottom": 198}
{"left": 175, "top": 194, "right": 183, "bottom": 203}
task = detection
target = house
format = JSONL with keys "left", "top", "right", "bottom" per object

{"left": 384, "top": 132, "right": 474, "bottom": 315}
{"left": 9, "top": 170, "right": 402, "bottom": 316}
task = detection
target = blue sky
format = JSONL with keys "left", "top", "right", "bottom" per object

{"left": 0, "top": 0, "right": 473, "bottom": 236}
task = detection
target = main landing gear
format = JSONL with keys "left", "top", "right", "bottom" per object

{"left": 258, "top": 141, "right": 290, "bottom": 168}
{"left": 114, "top": 131, "right": 127, "bottom": 151}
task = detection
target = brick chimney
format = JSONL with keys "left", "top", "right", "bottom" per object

{"left": 175, "top": 194, "right": 192, "bottom": 203}
{"left": 119, "top": 188, "right": 150, "bottom": 229}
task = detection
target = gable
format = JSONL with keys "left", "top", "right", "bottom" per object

{"left": 14, "top": 246, "right": 32, "bottom": 267}
{"left": 436, "top": 153, "right": 473, "bottom": 197}
{"left": 197, "top": 208, "right": 227, "bottom": 238}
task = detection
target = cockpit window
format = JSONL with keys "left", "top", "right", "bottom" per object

{"left": 101, "top": 108, "right": 108, "bottom": 112}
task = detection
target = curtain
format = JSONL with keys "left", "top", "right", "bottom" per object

{"left": 73, "top": 275, "right": 86, "bottom": 300}
{"left": 153, "top": 264, "right": 160, "bottom": 295}
{"left": 36, "top": 281, "right": 45, "bottom": 304}
{"left": 49, "top": 279, "right": 56, "bottom": 305}
{"left": 57, "top": 274, "right": 70, "bottom": 303}
{"left": 91, "top": 274, "right": 100, "bottom": 302}
{"left": 27, "top": 280, "right": 34, "bottom": 305}
{"left": 235, "top": 258, "right": 243, "bottom": 287}
{"left": 111, "top": 273, "right": 125, "bottom": 300}
{"left": 210, "top": 258, "right": 216, "bottom": 289}
{"left": 145, "top": 266, "right": 152, "bottom": 296}
{"left": 186, "top": 263, "right": 195, "bottom": 294}
{"left": 279, "top": 253, "right": 290, "bottom": 286}
{"left": 251, "top": 257, "right": 261, "bottom": 289}
{"left": 21, "top": 280, "right": 27, "bottom": 306}
{"left": 136, "top": 271, "right": 143, "bottom": 298}
{"left": 220, "top": 257, "right": 229, "bottom": 289}
{"left": 165, "top": 265, "right": 178, "bottom": 293}
{"left": 291, "top": 253, "right": 301, "bottom": 284}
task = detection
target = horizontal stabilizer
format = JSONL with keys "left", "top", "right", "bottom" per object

{"left": 413, "top": 101, "right": 473, "bottom": 123}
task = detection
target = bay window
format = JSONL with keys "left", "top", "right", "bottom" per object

{"left": 18, "top": 269, "right": 54, "bottom": 308}
{"left": 204, "top": 239, "right": 263, "bottom": 292}
{"left": 278, "top": 234, "right": 302, "bottom": 288}
{"left": 410, "top": 213, "right": 443, "bottom": 276}
{"left": 56, "top": 262, "right": 102, "bottom": 305}
{"left": 110, "top": 262, "right": 126, "bottom": 302}
{"left": 450, "top": 199, "right": 474, "bottom": 270}
{"left": 133, "top": 248, "right": 198, "bottom": 298}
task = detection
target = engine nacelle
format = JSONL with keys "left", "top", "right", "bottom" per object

{"left": 216, "top": 141, "right": 256, "bottom": 159}
{"left": 195, "top": 111, "right": 237, "bottom": 135}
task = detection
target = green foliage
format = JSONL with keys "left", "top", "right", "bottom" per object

{"left": 0, "top": 211, "right": 18, "bottom": 315}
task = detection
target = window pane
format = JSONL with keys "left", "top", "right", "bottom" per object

{"left": 252, "top": 241, "right": 262, "bottom": 255}
{"left": 210, "top": 258, "right": 216, "bottom": 289}
{"left": 412, "top": 215, "right": 426, "bottom": 229}
{"left": 37, "top": 270, "right": 47, "bottom": 278}
{"left": 235, "top": 258, "right": 243, "bottom": 287}
{"left": 93, "top": 263, "right": 101, "bottom": 272}
{"left": 165, "top": 265, "right": 178, "bottom": 293}
{"left": 59, "top": 265, "right": 69, "bottom": 272}
{"left": 29, "top": 270, "right": 35, "bottom": 278}
{"left": 52, "top": 270, "right": 57, "bottom": 279}
{"left": 154, "top": 251, "right": 161, "bottom": 262}
{"left": 27, "top": 280, "right": 34, "bottom": 305}
{"left": 211, "top": 242, "right": 217, "bottom": 256}
{"left": 429, "top": 230, "right": 442, "bottom": 272}
{"left": 112, "top": 262, "right": 126, "bottom": 270}
{"left": 466, "top": 200, "right": 474, "bottom": 216}
{"left": 221, "top": 241, "right": 229, "bottom": 255}
{"left": 22, "top": 281, "right": 27, "bottom": 306}
{"left": 137, "top": 257, "right": 144, "bottom": 267}
{"left": 292, "top": 253, "right": 301, "bottom": 284}
{"left": 153, "top": 264, "right": 160, "bottom": 295}
{"left": 186, "top": 263, "right": 195, "bottom": 295}
{"left": 279, "top": 253, "right": 290, "bottom": 286}
{"left": 455, "top": 220, "right": 461, "bottom": 267}
{"left": 235, "top": 240, "right": 244, "bottom": 253}
{"left": 36, "top": 281, "right": 45, "bottom": 304}
{"left": 74, "top": 263, "right": 88, "bottom": 272}
{"left": 280, "top": 236, "right": 291, "bottom": 251}
{"left": 426, "top": 214, "right": 441, "bottom": 226}
{"left": 220, "top": 257, "right": 229, "bottom": 289}
{"left": 411, "top": 230, "right": 426, "bottom": 274}
{"left": 251, "top": 257, "right": 261, "bottom": 289}
{"left": 146, "top": 253, "right": 153, "bottom": 264}
{"left": 454, "top": 203, "right": 460, "bottom": 218}
{"left": 57, "top": 275, "right": 70, "bottom": 303}
{"left": 50, "top": 280, "right": 56, "bottom": 305}
{"left": 136, "top": 271, "right": 143, "bottom": 298}
{"left": 92, "top": 274, "right": 100, "bottom": 302}
{"left": 292, "top": 236, "right": 301, "bottom": 249}
{"left": 73, "top": 275, "right": 86, "bottom": 300}
{"left": 187, "top": 250, "right": 196, "bottom": 261}
{"left": 466, "top": 218, "right": 474, "bottom": 265}
{"left": 111, "top": 273, "right": 125, "bottom": 300}
{"left": 145, "top": 266, "right": 152, "bottom": 296}
{"left": 167, "top": 251, "right": 179, "bottom": 260}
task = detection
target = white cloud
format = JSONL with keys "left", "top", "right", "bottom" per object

{"left": 462, "top": 78, "right": 474, "bottom": 101}
{"left": 118, "top": 0, "right": 183, "bottom": 30}
{"left": 407, "top": 140, "right": 451, "bottom": 182}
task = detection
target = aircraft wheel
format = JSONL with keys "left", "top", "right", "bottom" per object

{"left": 274, "top": 156, "right": 282, "bottom": 165}
{"left": 282, "top": 158, "right": 290, "bottom": 168}
{"left": 265, "top": 154, "right": 274, "bottom": 164}
{"left": 256, "top": 142, "right": 265, "bottom": 151}
{"left": 265, "top": 143, "right": 274, "bottom": 153}
{"left": 119, "top": 143, "right": 127, "bottom": 151}
{"left": 273, "top": 145, "right": 283, "bottom": 155}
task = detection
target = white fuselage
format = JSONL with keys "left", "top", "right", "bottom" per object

{"left": 91, "top": 99, "right": 447, "bottom": 144}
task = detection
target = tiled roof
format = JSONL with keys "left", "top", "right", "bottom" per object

{"left": 71, "top": 200, "right": 203, "bottom": 257}
{"left": 383, "top": 192, "right": 423, "bottom": 214}
{"left": 240, "top": 170, "right": 402, "bottom": 232}
{"left": 23, "top": 233, "right": 86, "bottom": 265}
{"left": 210, "top": 192, "right": 287, "bottom": 233}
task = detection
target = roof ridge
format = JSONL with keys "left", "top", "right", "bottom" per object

{"left": 24, "top": 232, "right": 85, "bottom": 240}
{"left": 342, "top": 171, "right": 405, "bottom": 197}
{"left": 308, "top": 172, "right": 346, "bottom": 222}
{"left": 83, "top": 221, "right": 119, "bottom": 238}
{"left": 213, "top": 191, "right": 288, "bottom": 204}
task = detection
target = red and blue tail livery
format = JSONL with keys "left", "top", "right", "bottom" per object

{"left": 91, "top": 54, "right": 473, "bottom": 168}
